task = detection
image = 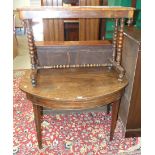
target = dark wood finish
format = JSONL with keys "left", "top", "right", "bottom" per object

{"left": 110, "top": 100, "right": 120, "bottom": 140}
{"left": 79, "top": 0, "right": 100, "bottom": 40}
{"left": 107, "top": 104, "right": 110, "bottom": 114}
{"left": 18, "top": 6, "right": 135, "bottom": 19}
{"left": 126, "top": 51, "right": 140, "bottom": 126}
{"left": 112, "top": 18, "right": 125, "bottom": 81}
{"left": 100, "top": 18, "right": 106, "bottom": 40}
{"left": 116, "top": 18, "right": 124, "bottom": 66}
{"left": 112, "top": 18, "right": 118, "bottom": 61}
{"left": 20, "top": 68, "right": 128, "bottom": 109}
{"left": 63, "top": 0, "right": 79, "bottom": 5}
{"left": 100, "top": 0, "right": 108, "bottom": 40}
{"left": 35, "top": 40, "right": 113, "bottom": 67}
{"left": 33, "top": 104, "right": 42, "bottom": 149}
{"left": 20, "top": 67, "right": 128, "bottom": 147}
{"left": 18, "top": 7, "right": 136, "bottom": 148}
{"left": 41, "top": 0, "right": 64, "bottom": 41}
{"left": 64, "top": 22, "right": 79, "bottom": 41}
{"left": 35, "top": 40, "right": 112, "bottom": 46}
{"left": 119, "top": 26, "right": 141, "bottom": 138}
{"left": 34, "top": 39, "right": 125, "bottom": 81}
{"left": 18, "top": 6, "right": 135, "bottom": 85}
{"left": 25, "top": 19, "right": 37, "bottom": 86}
{"left": 125, "top": 51, "right": 141, "bottom": 137}
{"left": 110, "top": 18, "right": 125, "bottom": 81}
{"left": 41, "top": 0, "right": 79, "bottom": 41}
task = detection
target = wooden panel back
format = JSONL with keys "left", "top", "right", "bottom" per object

{"left": 79, "top": 0, "right": 100, "bottom": 40}
{"left": 41, "top": 0, "right": 64, "bottom": 41}
{"left": 18, "top": 6, "right": 135, "bottom": 87}
{"left": 35, "top": 40, "right": 113, "bottom": 66}
{"left": 119, "top": 27, "right": 140, "bottom": 126}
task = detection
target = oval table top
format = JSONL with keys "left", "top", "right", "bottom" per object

{"left": 20, "top": 67, "right": 128, "bottom": 109}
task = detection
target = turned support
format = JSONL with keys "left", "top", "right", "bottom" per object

{"left": 115, "top": 18, "right": 125, "bottom": 81}
{"left": 109, "top": 18, "right": 125, "bottom": 81}
{"left": 112, "top": 18, "right": 119, "bottom": 62}
{"left": 25, "top": 19, "right": 37, "bottom": 86}
{"left": 116, "top": 18, "right": 124, "bottom": 66}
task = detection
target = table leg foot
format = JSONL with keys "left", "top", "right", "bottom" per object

{"left": 110, "top": 100, "right": 120, "bottom": 141}
{"left": 33, "top": 104, "right": 42, "bottom": 149}
{"left": 30, "top": 69, "right": 37, "bottom": 87}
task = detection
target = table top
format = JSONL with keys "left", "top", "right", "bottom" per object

{"left": 18, "top": 6, "right": 135, "bottom": 19}
{"left": 20, "top": 67, "right": 128, "bottom": 103}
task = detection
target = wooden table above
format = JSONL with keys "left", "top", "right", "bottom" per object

{"left": 20, "top": 67, "right": 128, "bottom": 110}
{"left": 19, "top": 67, "right": 128, "bottom": 148}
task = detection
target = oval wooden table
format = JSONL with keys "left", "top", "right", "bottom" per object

{"left": 20, "top": 67, "right": 128, "bottom": 149}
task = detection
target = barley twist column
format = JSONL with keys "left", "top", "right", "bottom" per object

{"left": 25, "top": 19, "right": 37, "bottom": 86}
{"left": 112, "top": 18, "right": 119, "bottom": 62}
{"left": 116, "top": 18, "right": 124, "bottom": 66}
{"left": 116, "top": 18, "right": 125, "bottom": 80}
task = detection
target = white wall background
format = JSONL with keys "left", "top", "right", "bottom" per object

{"left": 13, "top": 0, "right": 40, "bottom": 10}
{"left": 13, "top": 0, "right": 29, "bottom": 10}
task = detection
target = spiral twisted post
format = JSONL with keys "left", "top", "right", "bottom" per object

{"left": 25, "top": 19, "right": 37, "bottom": 86}
{"left": 112, "top": 18, "right": 119, "bottom": 62}
{"left": 116, "top": 18, "right": 124, "bottom": 66}
{"left": 115, "top": 18, "right": 125, "bottom": 80}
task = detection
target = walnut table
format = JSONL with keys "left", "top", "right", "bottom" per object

{"left": 19, "top": 67, "right": 128, "bottom": 149}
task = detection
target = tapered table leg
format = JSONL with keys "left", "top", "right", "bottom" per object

{"left": 110, "top": 100, "right": 120, "bottom": 141}
{"left": 107, "top": 104, "right": 111, "bottom": 114}
{"left": 40, "top": 106, "right": 43, "bottom": 117}
{"left": 33, "top": 104, "right": 42, "bottom": 149}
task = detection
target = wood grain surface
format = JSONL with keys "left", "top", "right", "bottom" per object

{"left": 18, "top": 6, "right": 135, "bottom": 19}
{"left": 20, "top": 67, "right": 128, "bottom": 110}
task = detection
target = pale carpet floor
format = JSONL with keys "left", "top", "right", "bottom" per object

{"left": 13, "top": 21, "right": 43, "bottom": 70}
{"left": 13, "top": 33, "right": 31, "bottom": 70}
